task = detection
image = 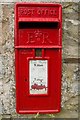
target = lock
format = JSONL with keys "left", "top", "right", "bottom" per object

{"left": 15, "top": 3, "right": 62, "bottom": 114}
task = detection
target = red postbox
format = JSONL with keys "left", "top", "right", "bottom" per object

{"left": 15, "top": 3, "right": 62, "bottom": 114}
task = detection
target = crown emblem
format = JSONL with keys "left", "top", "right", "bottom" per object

{"left": 34, "top": 30, "right": 43, "bottom": 41}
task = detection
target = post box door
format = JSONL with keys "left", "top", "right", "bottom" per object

{"left": 15, "top": 3, "right": 62, "bottom": 114}
{"left": 16, "top": 49, "right": 61, "bottom": 113}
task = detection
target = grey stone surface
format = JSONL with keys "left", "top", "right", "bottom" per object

{"left": 0, "top": 1, "right": 79, "bottom": 119}
{"left": 0, "top": 0, "right": 80, "bottom": 3}
{"left": 0, "top": 0, "right": 79, "bottom": 3}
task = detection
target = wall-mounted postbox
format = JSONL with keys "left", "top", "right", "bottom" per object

{"left": 15, "top": 3, "right": 62, "bottom": 114}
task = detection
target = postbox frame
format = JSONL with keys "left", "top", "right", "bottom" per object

{"left": 15, "top": 3, "right": 62, "bottom": 114}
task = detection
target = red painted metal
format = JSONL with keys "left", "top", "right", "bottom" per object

{"left": 15, "top": 3, "right": 62, "bottom": 114}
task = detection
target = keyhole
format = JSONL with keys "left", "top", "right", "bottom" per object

{"left": 25, "top": 79, "right": 27, "bottom": 82}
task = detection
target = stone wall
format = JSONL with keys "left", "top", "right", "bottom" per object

{"left": 0, "top": 1, "right": 80, "bottom": 119}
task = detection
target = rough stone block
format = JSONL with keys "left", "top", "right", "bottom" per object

{"left": 0, "top": 2, "right": 79, "bottom": 118}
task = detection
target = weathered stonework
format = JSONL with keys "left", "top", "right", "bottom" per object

{"left": 0, "top": 1, "right": 79, "bottom": 119}
{"left": 0, "top": 0, "right": 79, "bottom": 3}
